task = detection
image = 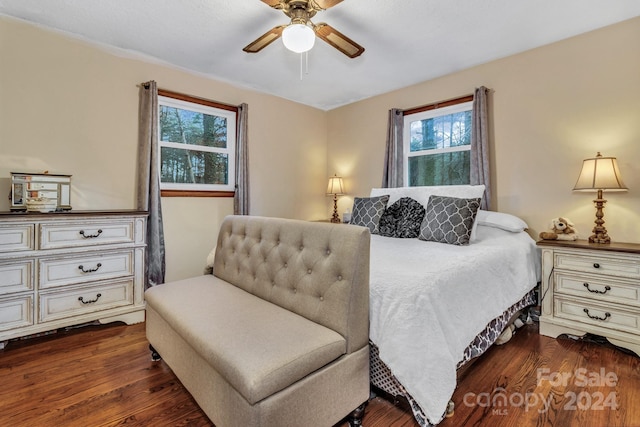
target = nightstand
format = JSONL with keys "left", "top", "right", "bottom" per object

{"left": 538, "top": 239, "right": 640, "bottom": 356}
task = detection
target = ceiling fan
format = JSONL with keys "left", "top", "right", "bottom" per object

{"left": 243, "top": 0, "right": 365, "bottom": 58}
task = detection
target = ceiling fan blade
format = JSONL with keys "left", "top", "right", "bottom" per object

{"left": 260, "top": 0, "right": 282, "bottom": 8}
{"left": 311, "top": 0, "right": 344, "bottom": 9}
{"left": 261, "top": 0, "right": 344, "bottom": 10}
{"left": 243, "top": 25, "right": 286, "bottom": 53}
{"left": 314, "top": 23, "right": 364, "bottom": 58}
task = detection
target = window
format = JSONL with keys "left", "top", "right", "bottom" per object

{"left": 403, "top": 100, "right": 472, "bottom": 186}
{"left": 158, "top": 91, "right": 237, "bottom": 195}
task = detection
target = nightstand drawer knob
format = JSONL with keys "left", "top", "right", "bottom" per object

{"left": 583, "top": 308, "right": 610, "bottom": 321}
{"left": 78, "top": 263, "right": 102, "bottom": 273}
{"left": 583, "top": 283, "right": 611, "bottom": 294}
{"left": 79, "top": 229, "right": 103, "bottom": 239}
{"left": 78, "top": 293, "right": 102, "bottom": 304}
{"left": 593, "top": 263, "right": 600, "bottom": 269}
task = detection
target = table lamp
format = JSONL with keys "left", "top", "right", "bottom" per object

{"left": 326, "top": 175, "right": 345, "bottom": 223}
{"left": 573, "top": 152, "right": 627, "bottom": 243}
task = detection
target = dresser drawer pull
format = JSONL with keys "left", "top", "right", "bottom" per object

{"left": 593, "top": 263, "right": 600, "bottom": 269}
{"left": 583, "top": 308, "right": 610, "bottom": 321}
{"left": 78, "top": 263, "right": 102, "bottom": 273}
{"left": 583, "top": 283, "right": 611, "bottom": 294}
{"left": 79, "top": 229, "right": 103, "bottom": 238}
{"left": 78, "top": 293, "right": 102, "bottom": 304}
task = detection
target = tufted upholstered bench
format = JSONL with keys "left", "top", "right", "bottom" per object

{"left": 145, "top": 215, "right": 370, "bottom": 427}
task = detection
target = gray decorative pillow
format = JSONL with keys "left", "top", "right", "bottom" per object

{"left": 379, "top": 197, "right": 426, "bottom": 238}
{"left": 419, "top": 195, "right": 481, "bottom": 245}
{"left": 350, "top": 195, "right": 390, "bottom": 234}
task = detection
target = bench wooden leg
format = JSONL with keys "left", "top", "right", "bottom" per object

{"left": 149, "top": 344, "right": 162, "bottom": 361}
{"left": 348, "top": 403, "right": 366, "bottom": 427}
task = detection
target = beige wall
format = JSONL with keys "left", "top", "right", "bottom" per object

{"left": 0, "top": 17, "right": 328, "bottom": 281}
{"left": 2, "top": 16, "right": 638, "bottom": 284}
{"left": 328, "top": 17, "right": 640, "bottom": 243}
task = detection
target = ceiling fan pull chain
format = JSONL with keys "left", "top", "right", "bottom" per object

{"left": 298, "top": 49, "right": 311, "bottom": 81}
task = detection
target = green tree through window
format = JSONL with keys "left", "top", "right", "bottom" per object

{"left": 404, "top": 101, "right": 472, "bottom": 186}
{"left": 158, "top": 94, "right": 237, "bottom": 192}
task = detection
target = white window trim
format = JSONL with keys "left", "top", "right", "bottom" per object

{"left": 403, "top": 101, "right": 472, "bottom": 185}
{"left": 158, "top": 95, "right": 236, "bottom": 192}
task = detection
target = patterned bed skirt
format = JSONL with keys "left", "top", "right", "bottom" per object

{"left": 369, "top": 288, "right": 537, "bottom": 426}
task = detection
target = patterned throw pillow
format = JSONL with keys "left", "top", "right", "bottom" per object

{"left": 350, "top": 195, "right": 390, "bottom": 234}
{"left": 379, "top": 197, "right": 426, "bottom": 238}
{"left": 419, "top": 195, "right": 481, "bottom": 245}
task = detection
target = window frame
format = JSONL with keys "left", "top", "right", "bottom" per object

{"left": 157, "top": 89, "right": 238, "bottom": 197}
{"left": 403, "top": 97, "right": 473, "bottom": 187}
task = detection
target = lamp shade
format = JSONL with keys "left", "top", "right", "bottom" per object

{"left": 326, "top": 175, "right": 345, "bottom": 195}
{"left": 573, "top": 152, "right": 627, "bottom": 192}
{"left": 282, "top": 24, "right": 315, "bottom": 53}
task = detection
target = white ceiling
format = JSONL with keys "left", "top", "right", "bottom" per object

{"left": 1, "top": 0, "right": 639, "bottom": 110}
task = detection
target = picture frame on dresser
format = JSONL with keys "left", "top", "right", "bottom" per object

{"left": 537, "top": 239, "right": 640, "bottom": 357}
{"left": 0, "top": 210, "right": 147, "bottom": 349}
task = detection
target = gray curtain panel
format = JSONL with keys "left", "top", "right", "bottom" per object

{"left": 234, "top": 103, "right": 249, "bottom": 215}
{"left": 137, "top": 80, "right": 166, "bottom": 288}
{"left": 471, "top": 86, "right": 492, "bottom": 210}
{"left": 381, "top": 108, "right": 404, "bottom": 188}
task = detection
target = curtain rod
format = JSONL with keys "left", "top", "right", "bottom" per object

{"left": 140, "top": 80, "right": 238, "bottom": 112}
{"left": 402, "top": 93, "right": 473, "bottom": 116}
{"left": 158, "top": 88, "right": 238, "bottom": 112}
{"left": 140, "top": 80, "right": 238, "bottom": 111}
{"left": 138, "top": 81, "right": 238, "bottom": 112}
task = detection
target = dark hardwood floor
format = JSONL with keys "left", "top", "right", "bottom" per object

{"left": 1, "top": 320, "right": 639, "bottom": 426}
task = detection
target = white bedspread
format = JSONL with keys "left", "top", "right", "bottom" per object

{"left": 369, "top": 226, "right": 541, "bottom": 424}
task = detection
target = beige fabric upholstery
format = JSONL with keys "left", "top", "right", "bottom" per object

{"left": 213, "top": 216, "right": 370, "bottom": 353}
{"left": 145, "top": 216, "right": 370, "bottom": 427}
{"left": 145, "top": 276, "right": 346, "bottom": 404}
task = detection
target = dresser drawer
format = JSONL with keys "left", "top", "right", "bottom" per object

{"left": 0, "top": 224, "right": 34, "bottom": 253}
{"left": 554, "top": 296, "right": 640, "bottom": 335}
{"left": 0, "top": 295, "right": 33, "bottom": 331}
{"left": 39, "top": 219, "right": 135, "bottom": 250}
{"left": 0, "top": 260, "right": 34, "bottom": 295}
{"left": 554, "top": 272, "right": 640, "bottom": 308}
{"left": 39, "top": 279, "right": 134, "bottom": 322}
{"left": 39, "top": 250, "right": 133, "bottom": 289}
{"left": 554, "top": 252, "right": 640, "bottom": 280}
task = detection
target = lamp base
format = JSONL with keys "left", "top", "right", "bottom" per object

{"left": 588, "top": 233, "right": 611, "bottom": 244}
{"left": 331, "top": 195, "right": 341, "bottom": 223}
{"left": 589, "top": 191, "right": 610, "bottom": 244}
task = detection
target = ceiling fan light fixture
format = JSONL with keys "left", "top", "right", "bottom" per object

{"left": 282, "top": 23, "right": 315, "bottom": 53}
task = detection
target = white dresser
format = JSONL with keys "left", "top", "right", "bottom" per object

{"left": 0, "top": 210, "right": 147, "bottom": 348}
{"left": 538, "top": 239, "right": 640, "bottom": 356}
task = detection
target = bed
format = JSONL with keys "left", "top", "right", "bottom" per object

{"left": 351, "top": 185, "right": 541, "bottom": 426}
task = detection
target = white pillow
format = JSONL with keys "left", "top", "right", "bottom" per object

{"left": 476, "top": 210, "right": 528, "bottom": 232}
{"left": 370, "top": 185, "right": 486, "bottom": 208}
{"left": 206, "top": 247, "right": 216, "bottom": 268}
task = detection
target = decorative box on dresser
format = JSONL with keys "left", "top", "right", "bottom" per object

{"left": 538, "top": 239, "right": 640, "bottom": 356}
{"left": 0, "top": 210, "right": 147, "bottom": 349}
